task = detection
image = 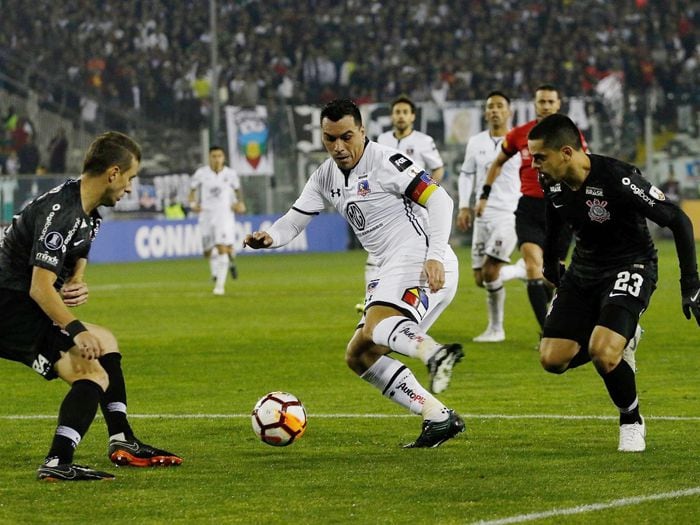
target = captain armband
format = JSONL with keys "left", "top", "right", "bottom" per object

{"left": 479, "top": 185, "right": 492, "bottom": 200}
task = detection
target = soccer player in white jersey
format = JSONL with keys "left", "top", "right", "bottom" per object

{"left": 457, "top": 91, "right": 526, "bottom": 342}
{"left": 188, "top": 146, "right": 246, "bottom": 295}
{"left": 245, "top": 99, "right": 465, "bottom": 448}
{"left": 351, "top": 95, "right": 446, "bottom": 311}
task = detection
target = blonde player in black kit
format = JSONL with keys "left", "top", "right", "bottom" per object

{"left": 0, "top": 132, "right": 182, "bottom": 480}
{"left": 529, "top": 114, "right": 700, "bottom": 452}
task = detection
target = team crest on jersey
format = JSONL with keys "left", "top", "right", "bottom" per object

{"left": 367, "top": 279, "right": 379, "bottom": 293}
{"left": 44, "top": 231, "right": 64, "bottom": 250}
{"left": 402, "top": 287, "right": 429, "bottom": 318}
{"left": 406, "top": 147, "right": 415, "bottom": 156}
{"left": 586, "top": 198, "right": 610, "bottom": 223}
{"left": 357, "top": 179, "right": 371, "bottom": 197}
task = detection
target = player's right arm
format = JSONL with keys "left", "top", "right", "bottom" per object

{"left": 475, "top": 148, "right": 512, "bottom": 217}
{"left": 244, "top": 169, "right": 324, "bottom": 249}
{"left": 30, "top": 266, "right": 104, "bottom": 360}
{"left": 188, "top": 169, "right": 202, "bottom": 212}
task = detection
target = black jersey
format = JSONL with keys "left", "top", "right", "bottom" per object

{"left": 0, "top": 179, "right": 101, "bottom": 292}
{"left": 543, "top": 154, "right": 683, "bottom": 280}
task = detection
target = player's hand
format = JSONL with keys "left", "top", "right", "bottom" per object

{"left": 456, "top": 208, "right": 472, "bottom": 232}
{"left": 681, "top": 286, "right": 700, "bottom": 326}
{"left": 543, "top": 261, "right": 565, "bottom": 288}
{"left": 61, "top": 282, "right": 89, "bottom": 307}
{"left": 244, "top": 231, "right": 273, "bottom": 249}
{"left": 71, "top": 331, "right": 105, "bottom": 361}
{"left": 424, "top": 259, "right": 445, "bottom": 293}
{"left": 474, "top": 198, "right": 487, "bottom": 218}
{"left": 233, "top": 202, "right": 247, "bottom": 214}
{"left": 189, "top": 203, "right": 201, "bottom": 213}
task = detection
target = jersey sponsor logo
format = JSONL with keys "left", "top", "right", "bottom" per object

{"left": 357, "top": 179, "right": 371, "bottom": 197}
{"left": 389, "top": 153, "right": 412, "bottom": 172}
{"left": 585, "top": 186, "right": 604, "bottom": 196}
{"left": 52, "top": 203, "right": 61, "bottom": 211}
{"left": 36, "top": 251, "right": 59, "bottom": 266}
{"left": 330, "top": 188, "right": 341, "bottom": 198}
{"left": 586, "top": 198, "right": 611, "bottom": 223}
{"left": 649, "top": 185, "right": 666, "bottom": 201}
{"left": 38, "top": 211, "right": 56, "bottom": 242}
{"left": 401, "top": 287, "right": 429, "bottom": 318}
{"left": 44, "top": 231, "right": 64, "bottom": 250}
{"left": 346, "top": 202, "right": 366, "bottom": 230}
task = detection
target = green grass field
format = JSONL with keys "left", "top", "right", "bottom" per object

{"left": 1, "top": 241, "right": 699, "bottom": 524}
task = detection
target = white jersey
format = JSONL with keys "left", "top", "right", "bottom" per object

{"left": 458, "top": 131, "right": 521, "bottom": 218}
{"left": 190, "top": 165, "right": 240, "bottom": 216}
{"left": 376, "top": 130, "right": 444, "bottom": 173}
{"left": 288, "top": 141, "right": 452, "bottom": 266}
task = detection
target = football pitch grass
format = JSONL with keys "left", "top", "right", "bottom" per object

{"left": 1, "top": 241, "right": 698, "bottom": 524}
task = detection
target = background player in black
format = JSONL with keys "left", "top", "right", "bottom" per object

{"left": 0, "top": 132, "right": 182, "bottom": 481}
{"left": 528, "top": 114, "right": 700, "bottom": 452}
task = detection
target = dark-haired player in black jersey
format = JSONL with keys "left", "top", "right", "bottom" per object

{"left": 0, "top": 132, "right": 182, "bottom": 481}
{"left": 528, "top": 114, "right": 700, "bottom": 452}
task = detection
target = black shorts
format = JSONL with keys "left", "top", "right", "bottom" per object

{"left": 0, "top": 289, "right": 74, "bottom": 380}
{"left": 515, "top": 195, "right": 572, "bottom": 259}
{"left": 542, "top": 263, "right": 657, "bottom": 346}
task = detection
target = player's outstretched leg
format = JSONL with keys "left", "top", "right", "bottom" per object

{"left": 372, "top": 315, "right": 464, "bottom": 393}
{"left": 109, "top": 437, "right": 183, "bottom": 467}
{"left": 99, "top": 353, "right": 183, "bottom": 467}
{"left": 37, "top": 461, "right": 115, "bottom": 482}
{"left": 360, "top": 355, "right": 465, "bottom": 448}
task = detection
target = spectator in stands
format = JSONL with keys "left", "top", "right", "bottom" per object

{"left": 48, "top": 127, "right": 68, "bottom": 174}
{"left": 18, "top": 134, "right": 40, "bottom": 175}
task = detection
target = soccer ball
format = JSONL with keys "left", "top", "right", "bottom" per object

{"left": 251, "top": 391, "right": 307, "bottom": 446}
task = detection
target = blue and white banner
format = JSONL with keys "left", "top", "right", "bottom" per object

{"left": 90, "top": 213, "right": 348, "bottom": 263}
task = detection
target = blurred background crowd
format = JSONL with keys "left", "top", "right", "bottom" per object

{"left": 0, "top": 0, "right": 699, "bottom": 211}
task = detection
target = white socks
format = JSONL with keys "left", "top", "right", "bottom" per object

{"left": 214, "top": 253, "right": 229, "bottom": 290}
{"left": 372, "top": 316, "right": 441, "bottom": 364}
{"left": 484, "top": 278, "right": 505, "bottom": 331}
{"left": 361, "top": 355, "right": 448, "bottom": 421}
{"left": 500, "top": 261, "right": 527, "bottom": 282}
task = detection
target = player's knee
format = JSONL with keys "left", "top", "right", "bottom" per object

{"left": 589, "top": 345, "right": 619, "bottom": 374}
{"left": 539, "top": 345, "right": 569, "bottom": 374}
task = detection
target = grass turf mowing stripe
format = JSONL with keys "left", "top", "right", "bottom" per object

{"left": 471, "top": 487, "right": 700, "bottom": 525}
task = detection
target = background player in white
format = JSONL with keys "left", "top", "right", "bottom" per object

{"left": 456, "top": 91, "right": 525, "bottom": 342}
{"left": 244, "top": 99, "right": 465, "bottom": 448}
{"left": 188, "top": 146, "right": 246, "bottom": 295}
{"left": 353, "top": 95, "right": 446, "bottom": 311}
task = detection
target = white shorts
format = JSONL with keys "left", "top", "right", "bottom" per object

{"left": 363, "top": 247, "right": 459, "bottom": 331}
{"left": 199, "top": 212, "right": 236, "bottom": 251}
{"left": 471, "top": 214, "right": 517, "bottom": 269}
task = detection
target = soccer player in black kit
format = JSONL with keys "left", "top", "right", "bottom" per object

{"left": 528, "top": 114, "right": 700, "bottom": 452}
{"left": 0, "top": 132, "right": 182, "bottom": 480}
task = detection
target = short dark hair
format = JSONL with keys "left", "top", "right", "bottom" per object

{"left": 209, "top": 145, "right": 225, "bottom": 153}
{"left": 528, "top": 114, "right": 583, "bottom": 151}
{"left": 390, "top": 95, "right": 416, "bottom": 114}
{"left": 320, "top": 99, "right": 362, "bottom": 127}
{"left": 486, "top": 90, "right": 511, "bottom": 105}
{"left": 535, "top": 84, "right": 560, "bottom": 98}
{"left": 82, "top": 131, "right": 141, "bottom": 176}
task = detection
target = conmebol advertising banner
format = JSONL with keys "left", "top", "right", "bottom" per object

{"left": 90, "top": 214, "right": 348, "bottom": 263}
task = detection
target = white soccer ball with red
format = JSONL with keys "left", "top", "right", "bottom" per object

{"left": 251, "top": 391, "right": 307, "bottom": 446}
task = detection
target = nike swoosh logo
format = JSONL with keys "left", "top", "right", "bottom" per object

{"left": 552, "top": 203, "right": 564, "bottom": 209}
{"left": 73, "top": 239, "right": 85, "bottom": 246}
{"left": 692, "top": 290, "right": 700, "bottom": 302}
{"left": 609, "top": 292, "right": 627, "bottom": 297}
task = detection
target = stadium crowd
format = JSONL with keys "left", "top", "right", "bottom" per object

{"left": 1, "top": 0, "right": 699, "bottom": 130}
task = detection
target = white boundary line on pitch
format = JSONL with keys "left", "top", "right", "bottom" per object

{"left": 2, "top": 413, "right": 700, "bottom": 421}
{"left": 471, "top": 486, "right": 700, "bottom": 525}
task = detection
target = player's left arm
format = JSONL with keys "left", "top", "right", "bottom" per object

{"left": 622, "top": 169, "right": 700, "bottom": 324}
{"left": 233, "top": 188, "right": 246, "bottom": 214}
{"left": 61, "top": 257, "right": 89, "bottom": 307}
